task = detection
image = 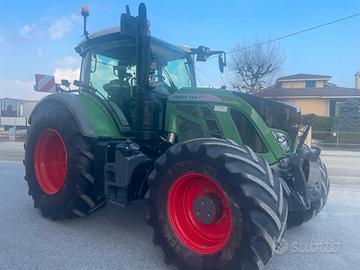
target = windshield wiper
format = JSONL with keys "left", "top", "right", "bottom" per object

{"left": 153, "top": 57, "right": 177, "bottom": 91}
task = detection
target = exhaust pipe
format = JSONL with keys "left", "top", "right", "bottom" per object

{"left": 121, "top": 3, "right": 162, "bottom": 141}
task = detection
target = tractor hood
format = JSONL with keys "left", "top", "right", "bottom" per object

{"left": 232, "top": 91, "right": 301, "bottom": 144}
{"left": 168, "top": 87, "right": 301, "bottom": 147}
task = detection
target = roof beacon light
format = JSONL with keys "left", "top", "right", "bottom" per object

{"left": 81, "top": 6, "right": 89, "bottom": 17}
{"left": 81, "top": 6, "right": 90, "bottom": 39}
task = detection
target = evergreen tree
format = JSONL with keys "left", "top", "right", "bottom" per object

{"left": 333, "top": 99, "right": 360, "bottom": 132}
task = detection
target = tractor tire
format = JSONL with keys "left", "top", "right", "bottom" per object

{"left": 287, "top": 157, "right": 330, "bottom": 228}
{"left": 147, "top": 138, "right": 288, "bottom": 270}
{"left": 24, "top": 101, "right": 105, "bottom": 220}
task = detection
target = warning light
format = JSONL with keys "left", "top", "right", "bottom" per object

{"left": 81, "top": 5, "right": 90, "bottom": 39}
{"left": 81, "top": 6, "right": 89, "bottom": 17}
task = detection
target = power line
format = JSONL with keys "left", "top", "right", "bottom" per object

{"left": 228, "top": 12, "right": 360, "bottom": 54}
{"left": 196, "top": 12, "right": 360, "bottom": 87}
{"left": 194, "top": 66, "right": 206, "bottom": 86}
{"left": 195, "top": 65, "right": 218, "bottom": 86}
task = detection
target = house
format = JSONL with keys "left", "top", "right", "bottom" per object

{"left": 0, "top": 98, "right": 38, "bottom": 128}
{"left": 258, "top": 73, "right": 360, "bottom": 117}
{"left": 0, "top": 98, "right": 38, "bottom": 118}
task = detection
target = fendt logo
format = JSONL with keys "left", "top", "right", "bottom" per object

{"left": 169, "top": 94, "right": 221, "bottom": 102}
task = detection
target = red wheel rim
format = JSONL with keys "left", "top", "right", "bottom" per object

{"left": 34, "top": 129, "right": 68, "bottom": 195}
{"left": 167, "top": 173, "right": 232, "bottom": 254}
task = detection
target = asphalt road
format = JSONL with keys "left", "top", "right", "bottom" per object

{"left": 0, "top": 141, "right": 24, "bottom": 162}
{"left": 321, "top": 151, "right": 360, "bottom": 185}
{"left": 0, "top": 141, "right": 360, "bottom": 269}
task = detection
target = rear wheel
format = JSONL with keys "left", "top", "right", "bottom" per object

{"left": 148, "top": 138, "right": 288, "bottom": 270}
{"left": 33, "top": 129, "right": 67, "bottom": 195}
{"left": 24, "top": 102, "right": 105, "bottom": 220}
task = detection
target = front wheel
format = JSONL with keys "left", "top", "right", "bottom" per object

{"left": 148, "top": 139, "right": 288, "bottom": 270}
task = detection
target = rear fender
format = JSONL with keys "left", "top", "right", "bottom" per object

{"left": 29, "top": 92, "right": 130, "bottom": 139}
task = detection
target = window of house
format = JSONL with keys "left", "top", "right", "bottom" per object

{"left": 1, "top": 100, "right": 17, "bottom": 117}
{"left": 305, "top": 80, "right": 316, "bottom": 88}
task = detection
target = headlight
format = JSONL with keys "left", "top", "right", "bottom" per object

{"left": 273, "top": 131, "right": 290, "bottom": 153}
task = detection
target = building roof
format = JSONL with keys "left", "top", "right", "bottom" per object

{"left": 277, "top": 73, "right": 332, "bottom": 82}
{"left": 1, "top": 97, "right": 38, "bottom": 103}
{"left": 258, "top": 86, "right": 360, "bottom": 99}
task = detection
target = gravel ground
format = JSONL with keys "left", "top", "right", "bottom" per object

{"left": 0, "top": 142, "right": 359, "bottom": 269}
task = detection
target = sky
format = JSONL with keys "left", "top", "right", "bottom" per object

{"left": 0, "top": 0, "right": 359, "bottom": 100}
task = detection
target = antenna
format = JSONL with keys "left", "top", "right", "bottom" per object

{"left": 81, "top": 6, "right": 90, "bottom": 39}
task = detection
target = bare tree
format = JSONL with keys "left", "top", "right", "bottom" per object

{"left": 229, "top": 40, "right": 285, "bottom": 94}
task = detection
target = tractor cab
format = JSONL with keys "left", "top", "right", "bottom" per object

{"left": 78, "top": 29, "right": 196, "bottom": 96}
{"left": 76, "top": 29, "right": 196, "bottom": 125}
{"left": 71, "top": 4, "right": 227, "bottom": 143}
{"left": 75, "top": 4, "right": 225, "bottom": 135}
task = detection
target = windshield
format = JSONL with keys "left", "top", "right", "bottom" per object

{"left": 88, "top": 54, "right": 136, "bottom": 98}
{"left": 162, "top": 58, "right": 192, "bottom": 89}
{"left": 81, "top": 41, "right": 195, "bottom": 98}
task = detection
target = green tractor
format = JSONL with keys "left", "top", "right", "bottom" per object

{"left": 24, "top": 3, "right": 329, "bottom": 270}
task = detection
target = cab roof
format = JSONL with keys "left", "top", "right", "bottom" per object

{"left": 76, "top": 27, "right": 190, "bottom": 56}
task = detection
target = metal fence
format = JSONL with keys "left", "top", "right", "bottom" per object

{"left": 0, "top": 117, "right": 28, "bottom": 127}
{"left": 312, "top": 131, "right": 360, "bottom": 150}
{"left": 0, "top": 117, "right": 28, "bottom": 141}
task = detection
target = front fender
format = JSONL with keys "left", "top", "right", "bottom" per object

{"left": 29, "top": 92, "right": 130, "bottom": 139}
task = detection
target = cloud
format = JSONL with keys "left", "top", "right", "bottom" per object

{"left": 52, "top": 55, "right": 81, "bottom": 84}
{"left": 20, "top": 24, "right": 37, "bottom": 38}
{"left": 0, "top": 78, "right": 48, "bottom": 100}
{"left": 48, "top": 14, "right": 79, "bottom": 40}
{"left": 0, "top": 54, "right": 81, "bottom": 100}
{"left": 53, "top": 67, "right": 81, "bottom": 84}
{"left": 69, "top": 14, "right": 82, "bottom": 22}
{"left": 56, "top": 56, "right": 80, "bottom": 68}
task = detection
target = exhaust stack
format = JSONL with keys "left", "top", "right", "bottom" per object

{"left": 121, "top": 3, "right": 162, "bottom": 141}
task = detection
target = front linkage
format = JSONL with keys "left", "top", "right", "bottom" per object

{"left": 274, "top": 123, "right": 330, "bottom": 228}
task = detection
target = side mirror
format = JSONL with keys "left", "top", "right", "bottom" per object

{"left": 61, "top": 79, "right": 70, "bottom": 88}
{"left": 218, "top": 54, "right": 226, "bottom": 73}
{"left": 196, "top": 46, "right": 211, "bottom": 62}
